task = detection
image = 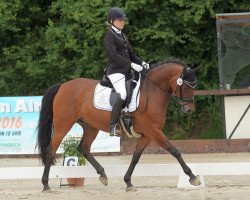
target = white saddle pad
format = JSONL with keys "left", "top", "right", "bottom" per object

{"left": 93, "top": 75, "right": 141, "bottom": 112}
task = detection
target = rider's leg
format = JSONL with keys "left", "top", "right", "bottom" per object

{"left": 108, "top": 73, "right": 126, "bottom": 136}
{"left": 109, "top": 94, "right": 125, "bottom": 136}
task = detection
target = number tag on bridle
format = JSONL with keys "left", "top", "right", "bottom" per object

{"left": 177, "top": 78, "right": 183, "bottom": 86}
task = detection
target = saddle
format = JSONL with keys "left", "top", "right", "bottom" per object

{"left": 99, "top": 69, "right": 141, "bottom": 138}
{"left": 100, "top": 69, "right": 140, "bottom": 108}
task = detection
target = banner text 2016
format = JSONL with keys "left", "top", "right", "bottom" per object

{"left": 0, "top": 117, "right": 22, "bottom": 129}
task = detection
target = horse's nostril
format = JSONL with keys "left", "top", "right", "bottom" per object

{"left": 187, "top": 109, "right": 192, "bottom": 114}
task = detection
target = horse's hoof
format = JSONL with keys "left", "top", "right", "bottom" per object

{"left": 189, "top": 175, "right": 201, "bottom": 186}
{"left": 42, "top": 186, "right": 50, "bottom": 192}
{"left": 99, "top": 176, "right": 108, "bottom": 186}
{"left": 126, "top": 186, "right": 137, "bottom": 192}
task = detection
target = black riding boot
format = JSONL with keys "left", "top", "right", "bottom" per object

{"left": 110, "top": 95, "right": 125, "bottom": 136}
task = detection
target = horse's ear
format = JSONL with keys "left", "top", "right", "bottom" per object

{"left": 192, "top": 64, "right": 202, "bottom": 75}
{"left": 183, "top": 66, "right": 192, "bottom": 77}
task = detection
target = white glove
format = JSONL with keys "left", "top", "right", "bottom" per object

{"left": 142, "top": 61, "right": 150, "bottom": 70}
{"left": 131, "top": 62, "right": 143, "bottom": 72}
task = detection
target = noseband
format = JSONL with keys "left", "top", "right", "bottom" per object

{"left": 172, "top": 72, "right": 197, "bottom": 105}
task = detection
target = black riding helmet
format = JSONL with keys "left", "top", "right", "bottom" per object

{"left": 107, "top": 7, "right": 127, "bottom": 23}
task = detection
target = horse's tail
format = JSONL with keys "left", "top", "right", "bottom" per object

{"left": 37, "top": 83, "right": 61, "bottom": 165}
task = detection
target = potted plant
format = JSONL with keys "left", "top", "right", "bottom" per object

{"left": 61, "top": 136, "right": 86, "bottom": 187}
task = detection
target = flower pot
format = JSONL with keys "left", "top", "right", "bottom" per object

{"left": 66, "top": 178, "right": 85, "bottom": 187}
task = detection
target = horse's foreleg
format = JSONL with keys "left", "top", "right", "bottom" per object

{"left": 155, "top": 130, "right": 201, "bottom": 186}
{"left": 124, "top": 136, "right": 150, "bottom": 191}
{"left": 166, "top": 141, "right": 201, "bottom": 186}
{"left": 78, "top": 123, "right": 108, "bottom": 186}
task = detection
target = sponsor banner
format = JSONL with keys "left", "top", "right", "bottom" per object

{"left": 0, "top": 96, "right": 120, "bottom": 154}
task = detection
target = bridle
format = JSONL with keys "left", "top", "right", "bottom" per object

{"left": 172, "top": 72, "right": 197, "bottom": 105}
{"left": 144, "top": 68, "right": 197, "bottom": 106}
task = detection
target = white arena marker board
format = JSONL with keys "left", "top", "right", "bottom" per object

{"left": 177, "top": 164, "right": 205, "bottom": 189}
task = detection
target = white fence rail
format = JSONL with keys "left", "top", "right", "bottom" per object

{"left": 1, "top": 163, "right": 250, "bottom": 188}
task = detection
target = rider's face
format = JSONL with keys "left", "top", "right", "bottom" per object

{"left": 113, "top": 19, "right": 125, "bottom": 30}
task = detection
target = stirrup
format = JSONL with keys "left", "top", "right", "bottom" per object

{"left": 121, "top": 114, "right": 133, "bottom": 136}
{"left": 109, "top": 124, "right": 122, "bottom": 137}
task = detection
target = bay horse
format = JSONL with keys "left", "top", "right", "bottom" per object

{"left": 37, "top": 59, "right": 201, "bottom": 191}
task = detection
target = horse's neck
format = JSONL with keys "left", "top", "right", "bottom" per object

{"left": 140, "top": 66, "right": 173, "bottom": 116}
{"left": 147, "top": 64, "right": 182, "bottom": 91}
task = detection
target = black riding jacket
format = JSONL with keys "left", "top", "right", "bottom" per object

{"left": 104, "top": 28, "right": 142, "bottom": 76}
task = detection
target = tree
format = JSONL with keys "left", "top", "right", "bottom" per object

{"left": 1, "top": 0, "right": 249, "bottom": 138}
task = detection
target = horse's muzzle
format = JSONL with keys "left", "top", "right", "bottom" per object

{"left": 181, "top": 103, "right": 195, "bottom": 114}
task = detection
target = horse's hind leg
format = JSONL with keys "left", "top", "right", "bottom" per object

{"left": 154, "top": 130, "right": 201, "bottom": 186}
{"left": 42, "top": 148, "right": 53, "bottom": 191}
{"left": 77, "top": 122, "right": 108, "bottom": 186}
{"left": 42, "top": 122, "right": 74, "bottom": 191}
{"left": 124, "top": 136, "right": 150, "bottom": 191}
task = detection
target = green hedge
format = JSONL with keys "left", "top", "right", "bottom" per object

{"left": 0, "top": 0, "right": 249, "bottom": 138}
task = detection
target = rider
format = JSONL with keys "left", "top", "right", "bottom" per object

{"left": 104, "top": 7, "right": 149, "bottom": 136}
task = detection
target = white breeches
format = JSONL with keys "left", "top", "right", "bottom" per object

{"left": 107, "top": 73, "right": 127, "bottom": 100}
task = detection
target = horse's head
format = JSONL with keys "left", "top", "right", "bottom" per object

{"left": 170, "top": 65, "right": 200, "bottom": 114}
